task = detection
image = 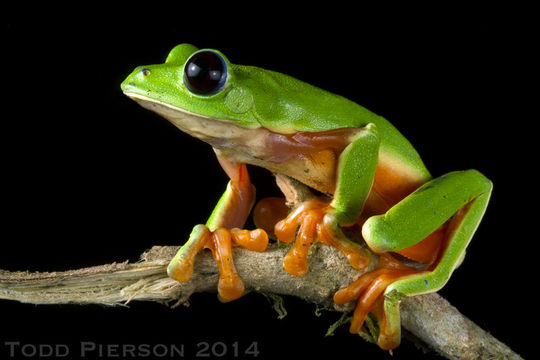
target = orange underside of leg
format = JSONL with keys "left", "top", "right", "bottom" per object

{"left": 395, "top": 227, "right": 446, "bottom": 264}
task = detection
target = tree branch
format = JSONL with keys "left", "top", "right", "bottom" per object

{"left": 0, "top": 176, "right": 522, "bottom": 359}
{"left": 0, "top": 243, "right": 521, "bottom": 360}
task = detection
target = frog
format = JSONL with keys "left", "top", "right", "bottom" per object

{"left": 121, "top": 44, "right": 492, "bottom": 350}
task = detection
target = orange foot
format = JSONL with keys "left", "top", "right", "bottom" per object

{"left": 271, "top": 198, "right": 371, "bottom": 276}
{"left": 168, "top": 225, "right": 268, "bottom": 301}
{"left": 334, "top": 253, "right": 421, "bottom": 348}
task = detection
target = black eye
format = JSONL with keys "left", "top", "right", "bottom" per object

{"left": 183, "top": 51, "right": 227, "bottom": 95}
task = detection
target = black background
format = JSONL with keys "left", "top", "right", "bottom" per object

{"left": 0, "top": 6, "right": 532, "bottom": 360}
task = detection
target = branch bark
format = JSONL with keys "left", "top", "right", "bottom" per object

{"left": 0, "top": 176, "right": 522, "bottom": 359}
{"left": 0, "top": 243, "right": 521, "bottom": 360}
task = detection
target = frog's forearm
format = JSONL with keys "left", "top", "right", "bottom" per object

{"left": 168, "top": 157, "right": 266, "bottom": 301}
{"left": 206, "top": 179, "right": 255, "bottom": 230}
{"left": 208, "top": 155, "right": 255, "bottom": 230}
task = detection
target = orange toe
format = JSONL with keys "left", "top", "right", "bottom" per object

{"left": 318, "top": 222, "right": 371, "bottom": 270}
{"left": 230, "top": 228, "right": 269, "bottom": 252}
{"left": 218, "top": 274, "right": 245, "bottom": 301}
{"left": 333, "top": 269, "right": 384, "bottom": 305}
{"left": 274, "top": 199, "right": 327, "bottom": 244}
{"left": 347, "top": 269, "right": 418, "bottom": 334}
{"left": 168, "top": 225, "right": 211, "bottom": 283}
{"left": 168, "top": 258, "right": 195, "bottom": 283}
{"left": 211, "top": 228, "right": 245, "bottom": 301}
{"left": 282, "top": 209, "right": 323, "bottom": 276}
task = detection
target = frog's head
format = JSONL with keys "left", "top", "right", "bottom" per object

{"left": 121, "top": 44, "right": 263, "bottom": 141}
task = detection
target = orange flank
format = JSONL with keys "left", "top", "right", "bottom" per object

{"left": 265, "top": 128, "right": 359, "bottom": 163}
{"left": 372, "top": 151, "right": 428, "bottom": 208}
{"left": 263, "top": 128, "right": 361, "bottom": 194}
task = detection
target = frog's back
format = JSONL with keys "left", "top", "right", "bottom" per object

{"left": 238, "top": 65, "right": 432, "bottom": 190}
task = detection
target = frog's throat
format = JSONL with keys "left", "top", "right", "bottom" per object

{"left": 125, "top": 92, "right": 270, "bottom": 155}
{"left": 124, "top": 92, "right": 339, "bottom": 194}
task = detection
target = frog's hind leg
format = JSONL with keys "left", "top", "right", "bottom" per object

{"left": 356, "top": 169, "right": 492, "bottom": 349}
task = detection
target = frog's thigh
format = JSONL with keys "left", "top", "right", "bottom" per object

{"left": 362, "top": 169, "right": 492, "bottom": 349}
{"left": 363, "top": 169, "right": 492, "bottom": 256}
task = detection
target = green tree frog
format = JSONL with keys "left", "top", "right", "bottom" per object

{"left": 121, "top": 44, "right": 492, "bottom": 350}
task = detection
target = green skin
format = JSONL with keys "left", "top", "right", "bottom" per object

{"left": 121, "top": 44, "right": 492, "bottom": 345}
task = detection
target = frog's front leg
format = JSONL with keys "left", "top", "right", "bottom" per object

{"left": 274, "top": 124, "right": 380, "bottom": 275}
{"left": 167, "top": 153, "right": 268, "bottom": 301}
{"left": 336, "top": 169, "right": 492, "bottom": 349}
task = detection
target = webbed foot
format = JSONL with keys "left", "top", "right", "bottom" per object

{"left": 334, "top": 253, "right": 421, "bottom": 349}
{"left": 273, "top": 198, "right": 371, "bottom": 276}
{"left": 167, "top": 225, "right": 268, "bottom": 301}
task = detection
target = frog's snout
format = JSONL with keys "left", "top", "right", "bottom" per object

{"left": 121, "top": 66, "right": 151, "bottom": 92}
